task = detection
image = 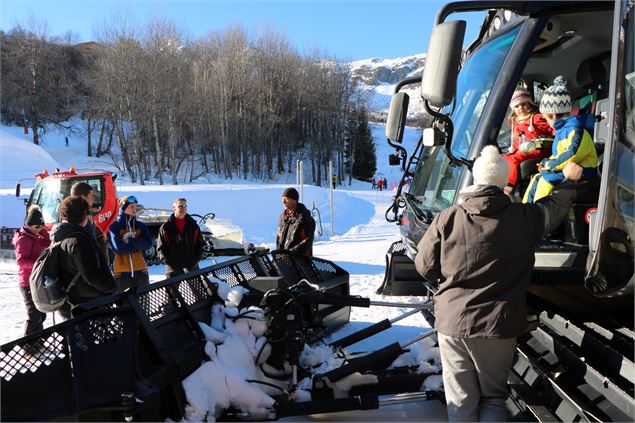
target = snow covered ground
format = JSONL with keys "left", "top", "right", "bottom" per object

{"left": 0, "top": 122, "right": 444, "bottom": 421}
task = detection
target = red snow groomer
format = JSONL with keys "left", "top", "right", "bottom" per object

{"left": 26, "top": 167, "right": 120, "bottom": 234}
{"left": 12, "top": 168, "right": 228, "bottom": 262}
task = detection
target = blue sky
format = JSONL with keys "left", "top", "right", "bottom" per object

{"left": 1, "top": 0, "right": 485, "bottom": 61}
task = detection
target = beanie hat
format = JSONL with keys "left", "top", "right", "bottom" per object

{"left": 539, "top": 76, "right": 572, "bottom": 115}
{"left": 472, "top": 145, "right": 510, "bottom": 189}
{"left": 510, "top": 89, "right": 533, "bottom": 109}
{"left": 119, "top": 195, "right": 138, "bottom": 212}
{"left": 25, "top": 206, "right": 44, "bottom": 226}
{"left": 282, "top": 187, "right": 299, "bottom": 201}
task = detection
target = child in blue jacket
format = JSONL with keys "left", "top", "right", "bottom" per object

{"left": 523, "top": 76, "right": 598, "bottom": 203}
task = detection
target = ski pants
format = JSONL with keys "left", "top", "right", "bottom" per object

{"left": 115, "top": 270, "right": 150, "bottom": 293}
{"left": 502, "top": 149, "right": 548, "bottom": 187}
{"left": 19, "top": 286, "right": 46, "bottom": 336}
{"left": 438, "top": 333, "right": 516, "bottom": 422}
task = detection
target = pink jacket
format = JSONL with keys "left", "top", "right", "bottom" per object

{"left": 12, "top": 226, "right": 51, "bottom": 287}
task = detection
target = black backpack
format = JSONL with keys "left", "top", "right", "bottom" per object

{"left": 29, "top": 235, "right": 81, "bottom": 313}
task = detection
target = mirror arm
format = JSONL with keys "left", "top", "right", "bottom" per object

{"left": 385, "top": 134, "right": 426, "bottom": 223}
{"left": 422, "top": 100, "right": 472, "bottom": 169}
{"left": 393, "top": 75, "right": 423, "bottom": 94}
{"left": 386, "top": 138, "right": 408, "bottom": 170}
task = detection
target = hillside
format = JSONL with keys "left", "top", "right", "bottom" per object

{"left": 347, "top": 54, "right": 427, "bottom": 123}
{"left": 0, "top": 121, "right": 422, "bottom": 229}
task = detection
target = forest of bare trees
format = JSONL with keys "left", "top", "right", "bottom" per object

{"left": 1, "top": 17, "right": 372, "bottom": 185}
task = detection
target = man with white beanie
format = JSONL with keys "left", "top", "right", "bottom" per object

{"left": 415, "top": 145, "right": 580, "bottom": 422}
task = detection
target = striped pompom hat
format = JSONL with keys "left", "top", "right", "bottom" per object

{"left": 510, "top": 89, "right": 533, "bottom": 108}
{"left": 539, "top": 76, "right": 572, "bottom": 115}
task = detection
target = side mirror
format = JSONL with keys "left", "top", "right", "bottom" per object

{"left": 15, "top": 182, "right": 21, "bottom": 197}
{"left": 386, "top": 92, "right": 409, "bottom": 143}
{"left": 388, "top": 153, "right": 401, "bottom": 166}
{"left": 421, "top": 20, "right": 466, "bottom": 108}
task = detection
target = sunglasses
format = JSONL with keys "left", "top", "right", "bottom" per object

{"left": 176, "top": 205, "right": 188, "bottom": 209}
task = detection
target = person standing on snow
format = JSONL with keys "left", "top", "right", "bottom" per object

{"left": 13, "top": 206, "right": 50, "bottom": 335}
{"left": 70, "top": 182, "right": 110, "bottom": 262}
{"left": 108, "top": 195, "right": 153, "bottom": 292}
{"left": 276, "top": 187, "right": 316, "bottom": 256}
{"left": 157, "top": 198, "right": 204, "bottom": 278}
{"left": 415, "top": 146, "right": 581, "bottom": 422}
{"left": 55, "top": 196, "right": 116, "bottom": 319}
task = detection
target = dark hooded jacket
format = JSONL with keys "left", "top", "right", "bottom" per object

{"left": 276, "top": 203, "right": 316, "bottom": 256}
{"left": 54, "top": 222, "right": 116, "bottom": 305}
{"left": 157, "top": 214, "right": 203, "bottom": 277}
{"left": 415, "top": 185, "right": 574, "bottom": 338}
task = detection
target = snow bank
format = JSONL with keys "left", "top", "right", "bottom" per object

{"left": 0, "top": 129, "right": 60, "bottom": 189}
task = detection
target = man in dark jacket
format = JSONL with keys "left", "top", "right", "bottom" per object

{"left": 415, "top": 146, "right": 579, "bottom": 422}
{"left": 70, "top": 182, "right": 110, "bottom": 262}
{"left": 157, "top": 198, "right": 204, "bottom": 278}
{"left": 55, "top": 196, "right": 116, "bottom": 319}
{"left": 276, "top": 187, "right": 316, "bottom": 256}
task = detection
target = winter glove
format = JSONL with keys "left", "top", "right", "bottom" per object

{"left": 123, "top": 231, "right": 136, "bottom": 243}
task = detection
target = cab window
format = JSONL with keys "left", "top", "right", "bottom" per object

{"left": 72, "top": 178, "right": 104, "bottom": 212}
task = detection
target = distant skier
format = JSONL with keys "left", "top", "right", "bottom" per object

{"left": 276, "top": 187, "right": 316, "bottom": 256}
{"left": 371, "top": 178, "right": 376, "bottom": 190}
{"left": 331, "top": 175, "right": 337, "bottom": 189}
{"left": 157, "top": 198, "right": 204, "bottom": 278}
{"left": 65, "top": 136, "right": 69, "bottom": 147}
{"left": 383, "top": 177, "right": 388, "bottom": 190}
{"left": 377, "top": 178, "right": 383, "bottom": 191}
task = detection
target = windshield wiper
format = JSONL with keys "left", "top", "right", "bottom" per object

{"left": 403, "top": 193, "right": 434, "bottom": 224}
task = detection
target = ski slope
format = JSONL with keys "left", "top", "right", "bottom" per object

{"left": 0, "top": 122, "right": 444, "bottom": 421}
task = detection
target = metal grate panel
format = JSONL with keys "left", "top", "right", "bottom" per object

{"left": 1, "top": 331, "right": 66, "bottom": 381}
{"left": 138, "top": 286, "right": 178, "bottom": 322}
{"left": 237, "top": 260, "right": 258, "bottom": 281}
{"left": 213, "top": 266, "right": 242, "bottom": 287}
{"left": 258, "top": 254, "right": 276, "bottom": 275}
{"left": 177, "top": 277, "right": 213, "bottom": 306}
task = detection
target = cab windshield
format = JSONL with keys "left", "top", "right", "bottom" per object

{"left": 408, "top": 25, "right": 521, "bottom": 214}
{"left": 29, "top": 179, "right": 63, "bottom": 224}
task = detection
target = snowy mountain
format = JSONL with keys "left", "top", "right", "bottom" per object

{"left": 347, "top": 54, "right": 427, "bottom": 124}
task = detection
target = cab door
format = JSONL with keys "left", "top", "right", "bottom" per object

{"left": 585, "top": 0, "right": 634, "bottom": 297}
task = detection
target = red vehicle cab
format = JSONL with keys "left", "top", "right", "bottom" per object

{"left": 28, "top": 168, "right": 120, "bottom": 234}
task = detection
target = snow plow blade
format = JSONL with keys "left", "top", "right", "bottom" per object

{"left": 376, "top": 240, "right": 428, "bottom": 296}
{"left": 0, "top": 251, "right": 350, "bottom": 422}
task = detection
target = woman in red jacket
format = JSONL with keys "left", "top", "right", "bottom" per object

{"left": 502, "top": 89, "right": 555, "bottom": 194}
{"left": 12, "top": 206, "right": 51, "bottom": 335}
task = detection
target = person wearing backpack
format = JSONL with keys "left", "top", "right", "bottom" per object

{"left": 70, "top": 182, "right": 110, "bottom": 262}
{"left": 13, "top": 206, "right": 50, "bottom": 335}
{"left": 54, "top": 196, "right": 116, "bottom": 318}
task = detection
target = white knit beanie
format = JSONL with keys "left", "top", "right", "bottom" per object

{"left": 472, "top": 145, "right": 510, "bottom": 189}
{"left": 539, "top": 75, "right": 572, "bottom": 115}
